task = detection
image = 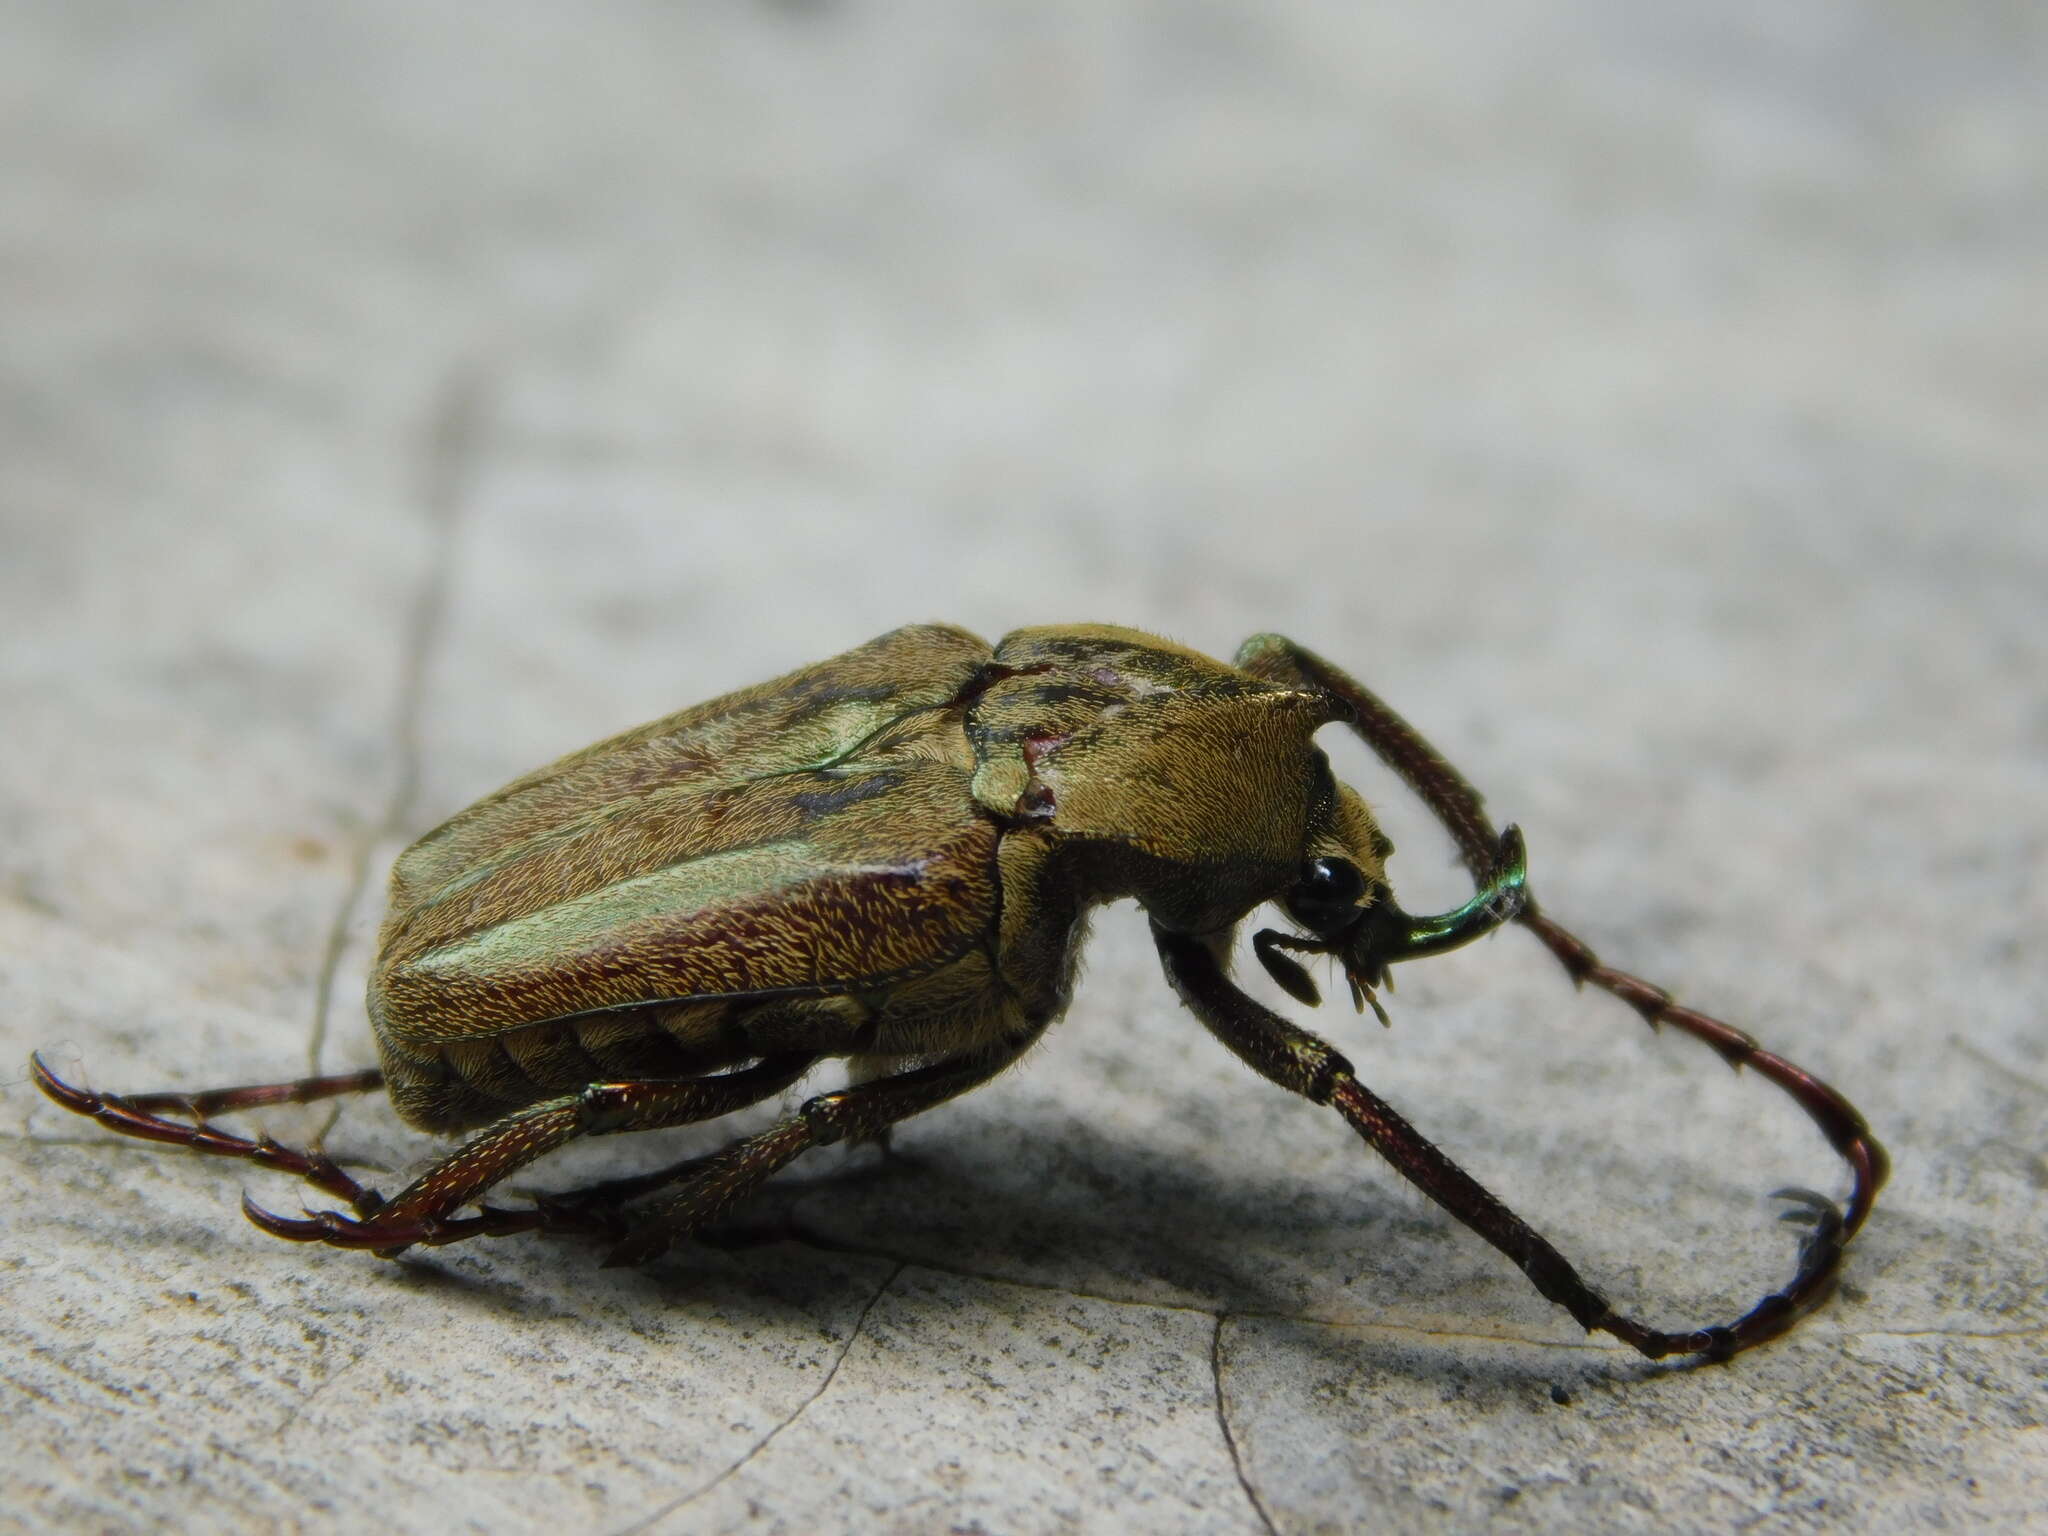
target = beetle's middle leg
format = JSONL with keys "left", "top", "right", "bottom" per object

{"left": 603, "top": 1024, "right": 1047, "bottom": 1267}
{"left": 242, "top": 1053, "right": 819, "bottom": 1253}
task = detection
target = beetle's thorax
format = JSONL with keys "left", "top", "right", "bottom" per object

{"left": 967, "top": 626, "right": 1374, "bottom": 937}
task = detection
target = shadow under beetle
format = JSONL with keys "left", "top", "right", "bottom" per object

{"left": 34, "top": 624, "right": 1888, "bottom": 1361}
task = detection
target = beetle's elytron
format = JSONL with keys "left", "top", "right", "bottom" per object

{"left": 35, "top": 625, "right": 1886, "bottom": 1360}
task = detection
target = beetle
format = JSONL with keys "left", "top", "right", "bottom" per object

{"left": 33, "top": 624, "right": 1886, "bottom": 1360}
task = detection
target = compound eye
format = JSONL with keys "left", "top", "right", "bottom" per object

{"left": 1285, "top": 856, "right": 1367, "bottom": 936}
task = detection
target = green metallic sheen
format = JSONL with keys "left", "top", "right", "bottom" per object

{"left": 1354, "top": 824, "right": 1528, "bottom": 979}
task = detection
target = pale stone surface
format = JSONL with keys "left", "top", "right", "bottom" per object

{"left": 4, "top": 3, "right": 2043, "bottom": 1532}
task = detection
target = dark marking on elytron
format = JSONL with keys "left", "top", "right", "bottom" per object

{"left": 1021, "top": 680, "right": 1126, "bottom": 712}
{"left": 788, "top": 772, "right": 902, "bottom": 817}
{"left": 800, "top": 661, "right": 1060, "bottom": 773}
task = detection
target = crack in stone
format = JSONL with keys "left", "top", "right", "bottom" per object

{"left": 607, "top": 1260, "right": 904, "bottom": 1536}
{"left": 1952, "top": 1037, "right": 2048, "bottom": 1099}
{"left": 775, "top": 1222, "right": 2048, "bottom": 1356}
{"left": 304, "top": 367, "right": 479, "bottom": 1077}
{"left": 1213, "top": 1314, "right": 1278, "bottom": 1536}
{"left": 266, "top": 1350, "right": 370, "bottom": 1443}
{"left": 779, "top": 1219, "right": 1621, "bottom": 1349}
{"left": 1855, "top": 1324, "right": 2048, "bottom": 1343}
{"left": 783, "top": 1217, "right": 1226, "bottom": 1322}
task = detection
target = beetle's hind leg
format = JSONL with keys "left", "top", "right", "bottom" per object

{"left": 241, "top": 1053, "right": 822, "bottom": 1253}
{"left": 31, "top": 1053, "right": 388, "bottom": 1213}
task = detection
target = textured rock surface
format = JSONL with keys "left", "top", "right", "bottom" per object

{"left": 4, "top": 3, "right": 2042, "bottom": 1532}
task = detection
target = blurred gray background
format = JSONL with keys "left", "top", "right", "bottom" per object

{"left": 3, "top": 3, "right": 2043, "bottom": 1532}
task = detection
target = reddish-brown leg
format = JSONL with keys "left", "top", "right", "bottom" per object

{"left": 604, "top": 1025, "right": 1046, "bottom": 1267}
{"left": 32, "top": 1053, "right": 387, "bottom": 1211}
{"left": 32, "top": 1050, "right": 824, "bottom": 1253}
{"left": 240, "top": 1053, "right": 822, "bottom": 1253}
{"left": 1231, "top": 635, "right": 1889, "bottom": 1356}
{"left": 1162, "top": 930, "right": 1838, "bottom": 1360}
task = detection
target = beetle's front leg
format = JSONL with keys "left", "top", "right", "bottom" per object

{"left": 604, "top": 1025, "right": 1046, "bottom": 1267}
{"left": 1155, "top": 927, "right": 1840, "bottom": 1362}
{"left": 1232, "top": 635, "right": 1886, "bottom": 1304}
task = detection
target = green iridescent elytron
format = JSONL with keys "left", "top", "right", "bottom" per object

{"left": 34, "top": 624, "right": 1887, "bottom": 1361}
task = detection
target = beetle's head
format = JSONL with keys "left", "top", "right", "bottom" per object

{"left": 1254, "top": 772, "right": 1527, "bottom": 1023}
